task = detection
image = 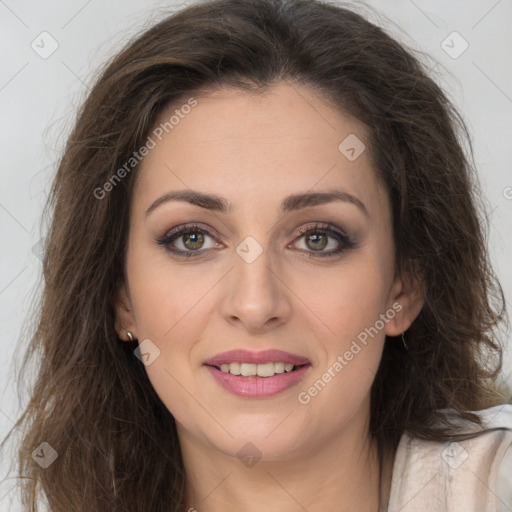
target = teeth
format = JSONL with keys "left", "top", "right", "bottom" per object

{"left": 240, "top": 363, "right": 256, "bottom": 376}
{"left": 257, "top": 362, "right": 274, "bottom": 377}
{"left": 221, "top": 362, "right": 239, "bottom": 374}
{"left": 274, "top": 362, "right": 285, "bottom": 374}
{"left": 218, "top": 362, "right": 300, "bottom": 377}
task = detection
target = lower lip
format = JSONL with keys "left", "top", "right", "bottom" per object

{"left": 205, "top": 364, "right": 311, "bottom": 398}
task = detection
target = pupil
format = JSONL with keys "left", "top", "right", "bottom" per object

{"left": 184, "top": 232, "right": 204, "bottom": 250}
{"left": 307, "top": 233, "right": 327, "bottom": 250}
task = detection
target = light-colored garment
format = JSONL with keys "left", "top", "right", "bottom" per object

{"left": 387, "top": 404, "right": 512, "bottom": 511}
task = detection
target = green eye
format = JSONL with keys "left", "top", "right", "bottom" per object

{"left": 156, "top": 222, "right": 355, "bottom": 259}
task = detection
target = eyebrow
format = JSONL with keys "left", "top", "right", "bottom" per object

{"left": 145, "top": 188, "right": 369, "bottom": 217}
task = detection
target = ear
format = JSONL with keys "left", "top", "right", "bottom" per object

{"left": 385, "top": 258, "right": 425, "bottom": 337}
{"left": 112, "top": 281, "right": 137, "bottom": 342}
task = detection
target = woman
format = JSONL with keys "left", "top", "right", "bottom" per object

{"left": 2, "top": 0, "right": 511, "bottom": 510}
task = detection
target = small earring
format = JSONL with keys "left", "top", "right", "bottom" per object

{"left": 401, "top": 332, "right": 409, "bottom": 350}
{"left": 127, "top": 331, "right": 134, "bottom": 341}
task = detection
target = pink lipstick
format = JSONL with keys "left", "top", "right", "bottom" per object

{"left": 204, "top": 349, "right": 311, "bottom": 398}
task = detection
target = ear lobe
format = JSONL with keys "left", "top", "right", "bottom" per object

{"left": 385, "top": 258, "right": 425, "bottom": 337}
{"left": 112, "top": 282, "right": 136, "bottom": 341}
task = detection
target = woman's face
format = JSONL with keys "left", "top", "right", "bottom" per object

{"left": 115, "top": 82, "right": 423, "bottom": 461}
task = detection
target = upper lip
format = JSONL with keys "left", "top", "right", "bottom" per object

{"left": 204, "top": 349, "right": 311, "bottom": 366}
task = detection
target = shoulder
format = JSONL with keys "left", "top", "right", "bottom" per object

{"left": 387, "top": 404, "right": 512, "bottom": 512}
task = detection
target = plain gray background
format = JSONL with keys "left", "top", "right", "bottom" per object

{"left": 1, "top": 0, "right": 511, "bottom": 509}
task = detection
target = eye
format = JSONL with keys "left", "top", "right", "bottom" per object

{"left": 156, "top": 222, "right": 356, "bottom": 259}
{"left": 290, "top": 222, "right": 356, "bottom": 257}
{"left": 156, "top": 224, "right": 221, "bottom": 258}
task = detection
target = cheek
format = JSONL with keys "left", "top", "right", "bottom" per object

{"left": 297, "top": 299, "right": 386, "bottom": 424}
{"left": 291, "top": 254, "right": 393, "bottom": 345}
{"left": 292, "top": 255, "right": 391, "bottom": 407}
{"left": 127, "top": 272, "right": 208, "bottom": 424}
{"left": 126, "top": 241, "right": 219, "bottom": 338}
{"left": 124, "top": 250, "right": 212, "bottom": 409}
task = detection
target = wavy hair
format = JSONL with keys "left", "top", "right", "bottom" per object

{"left": 2, "top": 0, "right": 509, "bottom": 510}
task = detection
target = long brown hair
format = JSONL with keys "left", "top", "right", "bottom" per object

{"left": 2, "top": 0, "right": 509, "bottom": 510}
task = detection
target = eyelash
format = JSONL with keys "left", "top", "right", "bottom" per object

{"left": 156, "top": 222, "right": 356, "bottom": 259}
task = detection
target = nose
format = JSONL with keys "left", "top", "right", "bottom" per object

{"left": 221, "top": 244, "right": 292, "bottom": 332}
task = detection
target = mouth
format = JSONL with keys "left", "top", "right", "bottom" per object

{"left": 204, "top": 362, "right": 311, "bottom": 399}
{"left": 203, "top": 349, "right": 312, "bottom": 398}
{"left": 205, "top": 361, "right": 311, "bottom": 378}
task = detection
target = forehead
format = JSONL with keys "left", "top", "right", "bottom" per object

{"left": 132, "top": 83, "right": 386, "bottom": 219}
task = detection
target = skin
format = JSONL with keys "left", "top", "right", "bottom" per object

{"left": 114, "top": 82, "right": 424, "bottom": 512}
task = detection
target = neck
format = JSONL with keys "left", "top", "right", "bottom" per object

{"left": 179, "top": 418, "right": 387, "bottom": 512}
